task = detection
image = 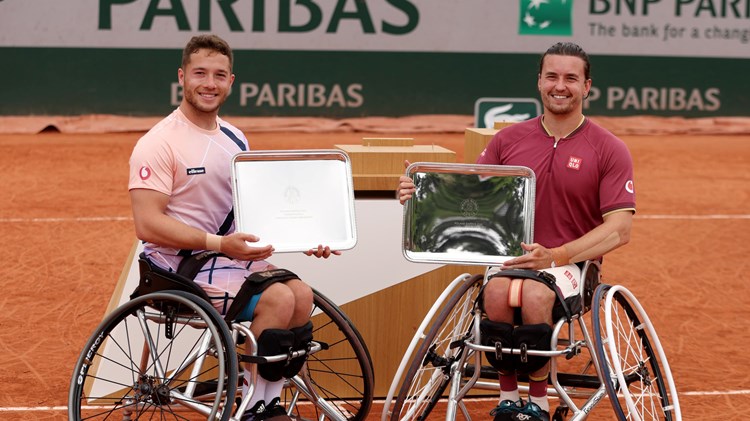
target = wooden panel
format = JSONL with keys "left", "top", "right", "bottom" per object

{"left": 362, "top": 137, "right": 415, "bottom": 147}
{"left": 336, "top": 144, "right": 456, "bottom": 191}
{"left": 463, "top": 128, "right": 497, "bottom": 164}
{"left": 463, "top": 122, "right": 515, "bottom": 164}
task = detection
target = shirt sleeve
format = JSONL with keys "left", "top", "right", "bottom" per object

{"left": 476, "top": 131, "right": 503, "bottom": 165}
{"left": 128, "top": 134, "right": 174, "bottom": 196}
{"left": 599, "top": 137, "right": 636, "bottom": 215}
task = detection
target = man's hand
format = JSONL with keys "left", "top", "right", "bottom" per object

{"left": 221, "top": 232, "right": 275, "bottom": 261}
{"left": 397, "top": 160, "right": 416, "bottom": 205}
{"left": 304, "top": 245, "right": 342, "bottom": 259}
{"left": 500, "top": 242, "right": 554, "bottom": 270}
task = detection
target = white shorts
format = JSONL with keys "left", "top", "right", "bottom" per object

{"left": 486, "top": 263, "right": 582, "bottom": 300}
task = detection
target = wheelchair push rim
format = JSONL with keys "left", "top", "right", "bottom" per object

{"left": 592, "top": 284, "right": 681, "bottom": 421}
{"left": 69, "top": 290, "right": 238, "bottom": 421}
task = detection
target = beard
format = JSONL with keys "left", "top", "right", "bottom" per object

{"left": 183, "top": 87, "right": 226, "bottom": 115}
{"left": 542, "top": 93, "right": 582, "bottom": 116}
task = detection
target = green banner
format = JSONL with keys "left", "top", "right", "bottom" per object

{"left": 2, "top": 47, "right": 748, "bottom": 117}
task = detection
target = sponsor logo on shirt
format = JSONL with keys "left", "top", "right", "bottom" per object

{"left": 139, "top": 166, "right": 151, "bottom": 180}
{"left": 625, "top": 180, "right": 635, "bottom": 193}
{"left": 567, "top": 156, "right": 582, "bottom": 170}
{"left": 187, "top": 167, "right": 206, "bottom": 176}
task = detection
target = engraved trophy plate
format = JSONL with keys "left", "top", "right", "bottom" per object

{"left": 231, "top": 150, "right": 357, "bottom": 253}
{"left": 403, "top": 163, "right": 535, "bottom": 265}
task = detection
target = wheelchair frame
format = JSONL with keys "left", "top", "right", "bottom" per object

{"left": 69, "top": 256, "right": 374, "bottom": 421}
{"left": 382, "top": 261, "right": 681, "bottom": 421}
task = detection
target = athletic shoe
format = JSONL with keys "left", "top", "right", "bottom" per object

{"left": 490, "top": 399, "right": 523, "bottom": 421}
{"left": 240, "top": 400, "right": 267, "bottom": 421}
{"left": 513, "top": 400, "right": 550, "bottom": 421}
{"left": 263, "top": 397, "right": 293, "bottom": 420}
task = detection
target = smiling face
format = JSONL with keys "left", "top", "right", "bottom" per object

{"left": 178, "top": 48, "right": 234, "bottom": 126}
{"left": 537, "top": 54, "right": 592, "bottom": 117}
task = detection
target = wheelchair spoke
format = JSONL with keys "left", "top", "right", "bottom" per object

{"left": 592, "top": 284, "right": 681, "bottom": 421}
{"left": 70, "top": 291, "right": 237, "bottom": 421}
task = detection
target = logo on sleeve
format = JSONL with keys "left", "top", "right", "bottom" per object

{"left": 187, "top": 167, "right": 206, "bottom": 176}
{"left": 139, "top": 166, "right": 151, "bottom": 180}
{"left": 625, "top": 180, "right": 635, "bottom": 194}
{"left": 567, "top": 156, "right": 582, "bottom": 170}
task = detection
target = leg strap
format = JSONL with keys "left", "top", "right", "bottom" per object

{"left": 508, "top": 278, "right": 524, "bottom": 307}
{"left": 513, "top": 323, "right": 553, "bottom": 374}
{"left": 224, "top": 269, "right": 299, "bottom": 323}
{"left": 481, "top": 321, "right": 553, "bottom": 374}
{"left": 283, "top": 321, "right": 314, "bottom": 378}
{"left": 490, "top": 268, "right": 572, "bottom": 321}
{"left": 480, "top": 320, "right": 516, "bottom": 373}
{"left": 256, "top": 329, "right": 295, "bottom": 382}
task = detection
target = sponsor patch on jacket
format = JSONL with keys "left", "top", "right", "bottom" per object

{"left": 187, "top": 167, "right": 206, "bottom": 175}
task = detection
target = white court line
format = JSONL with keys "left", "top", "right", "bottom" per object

{"left": 635, "top": 214, "right": 750, "bottom": 220}
{"left": 1, "top": 215, "right": 749, "bottom": 224}
{"left": 4, "top": 389, "right": 750, "bottom": 412}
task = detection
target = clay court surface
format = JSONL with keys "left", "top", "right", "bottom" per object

{"left": 0, "top": 121, "right": 749, "bottom": 420}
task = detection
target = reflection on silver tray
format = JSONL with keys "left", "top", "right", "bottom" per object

{"left": 403, "top": 163, "right": 535, "bottom": 265}
{"left": 231, "top": 150, "right": 357, "bottom": 253}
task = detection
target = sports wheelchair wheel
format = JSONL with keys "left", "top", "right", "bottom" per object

{"left": 281, "top": 289, "right": 374, "bottom": 421}
{"left": 389, "top": 274, "right": 484, "bottom": 421}
{"left": 69, "top": 290, "right": 237, "bottom": 420}
{"left": 592, "top": 284, "right": 681, "bottom": 421}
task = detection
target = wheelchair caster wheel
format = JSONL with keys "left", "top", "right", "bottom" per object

{"left": 552, "top": 405, "right": 569, "bottom": 421}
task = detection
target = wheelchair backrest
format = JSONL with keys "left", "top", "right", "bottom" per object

{"left": 580, "top": 260, "right": 601, "bottom": 313}
{"left": 131, "top": 253, "right": 212, "bottom": 303}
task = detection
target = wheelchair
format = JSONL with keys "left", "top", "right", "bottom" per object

{"left": 69, "top": 254, "right": 374, "bottom": 421}
{"left": 381, "top": 260, "right": 681, "bottom": 421}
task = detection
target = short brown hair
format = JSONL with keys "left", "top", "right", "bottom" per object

{"left": 539, "top": 42, "right": 591, "bottom": 80}
{"left": 181, "top": 34, "right": 233, "bottom": 70}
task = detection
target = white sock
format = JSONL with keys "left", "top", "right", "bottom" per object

{"left": 244, "top": 369, "right": 266, "bottom": 408}
{"left": 528, "top": 395, "right": 549, "bottom": 412}
{"left": 264, "top": 379, "right": 285, "bottom": 404}
{"left": 499, "top": 389, "right": 520, "bottom": 403}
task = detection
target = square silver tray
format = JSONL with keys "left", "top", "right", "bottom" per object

{"left": 231, "top": 150, "right": 357, "bottom": 253}
{"left": 403, "top": 162, "right": 535, "bottom": 265}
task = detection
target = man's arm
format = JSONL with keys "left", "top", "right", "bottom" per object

{"left": 558, "top": 210, "right": 633, "bottom": 264}
{"left": 501, "top": 210, "right": 633, "bottom": 270}
{"left": 130, "top": 188, "right": 274, "bottom": 261}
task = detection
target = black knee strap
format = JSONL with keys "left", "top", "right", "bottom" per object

{"left": 256, "top": 329, "right": 295, "bottom": 382}
{"left": 283, "top": 321, "right": 314, "bottom": 378}
{"left": 513, "top": 323, "right": 553, "bottom": 374}
{"left": 480, "top": 320, "right": 516, "bottom": 373}
{"left": 224, "top": 269, "right": 299, "bottom": 323}
{"left": 481, "top": 321, "right": 552, "bottom": 374}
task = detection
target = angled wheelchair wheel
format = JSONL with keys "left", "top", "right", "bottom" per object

{"left": 69, "top": 290, "right": 238, "bottom": 421}
{"left": 389, "top": 274, "right": 484, "bottom": 421}
{"left": 282, "top": 289, "right": 374, "bottom": 421}
{"left": 592, "top": 284, "right": 681, "bottom": 421}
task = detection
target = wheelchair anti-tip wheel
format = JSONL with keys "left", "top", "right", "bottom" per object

{"left": 69, "top": 290, "right": 238, "bottom": 421}
{"left": 281, "top": 289, "right": 375, "bottom": 421}
{"left": 592, "top": 284, "right": 681, "bottom": 421}
{"left": 389, "top": 274, "right": 484, "bottom": 421}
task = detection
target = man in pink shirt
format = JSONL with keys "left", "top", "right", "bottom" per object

{"left": 398, "top": 42, "right": 635, "bottom": 421}
{"left": 129, "top": 34, "right": 337, "bottom": 421}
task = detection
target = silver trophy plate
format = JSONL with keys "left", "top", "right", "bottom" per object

{"left": 231, "top": 150, "right": 357, "bottom": 253}
{"left": 403, "top": 163, "right": 535, "bottom": 265}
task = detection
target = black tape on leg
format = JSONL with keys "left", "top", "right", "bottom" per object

{"left": 283, "top": 321, "right": 313, "bottom": 378}
{"left": 480, "top": 320, "right": 517, "bottom": 373}
{"left": 256, "top": 329, "right": 294, "bottom": 382}
{"left": 512, "top": 323, "right": 553, "bottom": 374}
